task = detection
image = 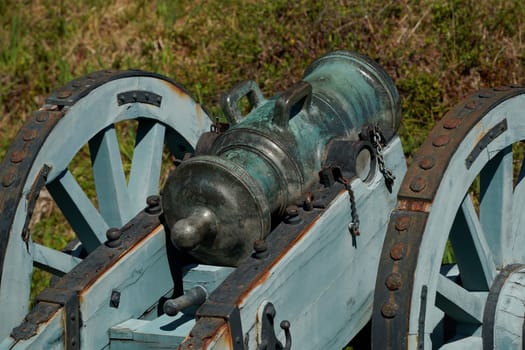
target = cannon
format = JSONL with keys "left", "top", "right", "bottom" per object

{"left": 0, "top": 50, "right": 524, "bottom": 349}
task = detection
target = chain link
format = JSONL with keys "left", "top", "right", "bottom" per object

{"left": 370, "top": 125, "right": 395, "bottom": 190}
{"left": 340, "top": 177, "right": 360, "bottom": 236}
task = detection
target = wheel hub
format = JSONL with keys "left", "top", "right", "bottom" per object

{"left": 483, "top": 264, "right": 525, "bottom": 349}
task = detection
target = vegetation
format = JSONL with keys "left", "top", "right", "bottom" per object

{"left": 1, "top": 0, "right": 524, "bottom": 346}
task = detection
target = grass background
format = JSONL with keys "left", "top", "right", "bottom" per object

{"left": 1, "top": 0, "right": 524, "bottom": 347}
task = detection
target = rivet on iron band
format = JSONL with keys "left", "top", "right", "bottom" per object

{"left": 385, "top": 273, "right": 403, "bottom": 291}
{"left": 493, "top": 86, "right": 510, "bottom": 92}
{"left": 418, "top": 156, "right": 435, "bottom": 170}
{"left": 432, "top": 135, "right": 450, "bottom": 147}
{"left": 478, "top": 91, "right": 494, "bottom": 98}
{"left": 71, "top": 80, "right": 82, "bottom": 88}
{"left": 23, "top": 130, "right": 37, "bottom": 141}
{"left": 395, "top": 216, "right": 410, "bottom": 231}
{"left": 381, "top": 302, "right": 398, "bottom": 318}
{"left": 57, "top": 90, "right": 72, "bottom": 99}
{"left": 390, "top": 243, "right": 406, "bottom": 260}
{"left": 2, "top": 170, "right": 16, "bottom": 187}
{"left": 35, "top": 111, "right": 49, "bottom": 123}
{"left": 10, "top": 150, "right": 27, "bottom": 164}
{"left": 443, "top": 118, "right": 461, "bottom": 130}
{"left": 465, "top": 100, "right": 481, "bottom": 110}
{"left": 409, "top": 176, "right": 427, "bottom": 192}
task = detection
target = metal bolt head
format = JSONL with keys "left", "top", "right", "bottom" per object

{"left": 409, "top": 176, "right": 427, "bottom": 193}
{"left": 395, "top": 216, "right": 410, "bottom": 231}
{"left": 390, "top": 243, "right": 407, "bottom": 260}
{"left": 57, "top": 89, "right": 72, "bottom": 99}
{"left": 443, "top": 118, "right": 461, "bottom": 130}
{"left": 23, "top": 129, "right": 37, "bottom": 141}
{"left": 478, "top": 91, "right": 494, "bottom": 98}
{"left": 35, "top": 111, "right": 49, "bottom": 123}
{"left": 418, "top": 156, "right": 435, "bottom": 170}
{"left": 465, "top": 100, "right": 481, "bottom": 110}
{"left": 381, "top": 302, "right": 398, "bottom": 318}
{"left": 432, "top": 135, "right": 450, "bottom": 147}
{"left": 106, "top": 228, "right": 122, "bottom": 247}
{"left": 253, "top": 239, "right": 267, "bottom": 253}
{"left": 2, "top": 170, "right": 16, "bottom": 187}
{"left": 385, "top": 273, "right": 403, "bottom": 290}
{"left": 145, "top": 195, "right": 162, "bottom": 215}
{"left": 10, "top": 150, "right": 26, "bottom": 163}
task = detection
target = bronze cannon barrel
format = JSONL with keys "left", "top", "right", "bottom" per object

{"left": 161, "top": 51, "right": 401, "bottom": 266}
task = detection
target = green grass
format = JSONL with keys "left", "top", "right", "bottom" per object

{"left": 1, "top": 0, "right": 525, "bottom": 347}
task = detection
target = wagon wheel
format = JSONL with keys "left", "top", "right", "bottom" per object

{"left": 0, "top": 70, "right": 212, "bottom": 340}
{"left": 372, "top": 86, "right": 525, "bottom": 349}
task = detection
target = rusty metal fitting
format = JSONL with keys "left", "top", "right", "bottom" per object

{"left": 253, "top": 239, "right": 269, "bottom": 259}
{"left": 385, "top": 273, "right": 402, "bottom": 290}
{"left": 22, "top": 130, "right": 37, "bottom": 141}
{"left": 409, "top": 176, "right": 427, "bottom": 193}
{"left": 432, "top": 135, "right": 450, "bottom": 147}
{"left": 284, "top": 205, "right": 301, "bottom": 225}
{"left": 443, "top": 118, "right": 461, "bottom": 130}
{"left": 395, "top": 216, "right": 410, "bottom": 231}
{"left": 10, "top": 150, "right": 27, "bottom": 164}
{"left": 2, "top": 170, "right": 16, "bottom": 187}
{"left": 35, "top": 111, "right": 50, "bottom": 123}
{"left": 418, "top": 156, "right": 435, "bottom": 170}
{"left": 390, "top": 243, "right": 407, "bottom": 260}
{"left": 145, "top": 195, "right": 162, "bottom": 215}
{"left": 106, "top": 228, "right": 122, "bottom": 248}
{"left": 465, "top": 100, "right": 481, "bottom": 110}
{"left": 303, "top": 192, "right": 314, "bottom": 211}
{"left": 381, "top": 302, "right": 398, "bottom": 318}
{"left": 57, "top": 90, "right": 72, "bottom": 99}
{"left": 478, "top": 91, "right": 494, "bottom": 98}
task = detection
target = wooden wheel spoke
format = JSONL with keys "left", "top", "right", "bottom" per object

{"left": 89, "top": 125, "right": 131, "bottom": 227}
{"left": 480, "top": 146, "right": 513, "bottom": 266}
{"left": 127, "top": 120, "right": 165, "bottom": 214}
{"left": 438, "top": 336, "right": 482, "bottom": 349}
{"left": 47, "top": 170, "right": 109, "bottom": 252}
{"left": 511, "top": 156, "right": 525, "bottom": 261}
{"left": 32, "top": 243, "right": 82, "bottom": 275}
{"left": 450, "top": 194, "right": 497, "bottom": 289}
{"left": 436, "top": 275, "right": 487, "bottom": 324}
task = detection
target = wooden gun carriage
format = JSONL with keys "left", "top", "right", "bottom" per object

{"left": 0, "top": 51, "right": 524, "bottom": 349}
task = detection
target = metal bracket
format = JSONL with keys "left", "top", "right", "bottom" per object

{"left": 36, "top": 288, "right": 81, "bottom": 350}
{"left": 465, "top": 119, "right": 508, "bottom": 169}
{"left": 257, "top": 303, "right": 291, "bottom": 350}
{"left": 197, "top": 302, "right": 245, "bottom": 350}
{"left": 117, "top": 90, "right": 162, "bottom": 107}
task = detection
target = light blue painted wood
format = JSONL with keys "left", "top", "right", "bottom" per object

{"left": 182, "top": 265, "right": 235, "bottom": 294}
{"left": 79, "top": 226, "right": 173, "bottom": 350}
{"left": 0, "top": 75, "right": 212, "bottom": 341}
{"left": 406, "top": 94, "right": 525, "bottom": 349}
{"left": 6, "top": 309, "right": 64, "bottom": 350}
{"left": 438, "top": 336, "right": 482, "bottom": 349}
{"left": 479, "top": 146, "right": 513, "bottom": 267}
{"left": 493, "top": 267, "right": 525, "bottom": 349}
{"left": 511, "top": 157, "right": 525, "bottom": 262}
{"left": 47, "top": 170, "right": 109, "bottom": 252}
{"left": 215, "top": 137, "right": 405, "bottom": 350}
{"left": 127, "top": 121, "right": 165, "bottom": 214}
{"left": 108, "top": 264, "right": 233, "bottom": 348}
{"left": 449, "top": 195, "right": 496, "bottom": 290}
{"left": 89, "top": 125, "right": 132, "bottom": 228}
{"left": 435, "top": 275, "right": 486, "bottom": 323}
{"left": 32, "top": 243, "right": 82, "bottom": 275}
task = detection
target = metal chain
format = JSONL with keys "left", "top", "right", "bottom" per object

{"left": 370, "top": 125, "right": 395, "bottom": 190}
{"left": 340, "top": 177, "right": 360, "bottom": 236}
